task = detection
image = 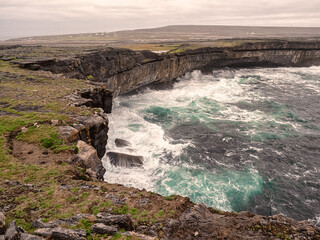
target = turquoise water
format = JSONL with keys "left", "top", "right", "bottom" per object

{"left": 155, "top": 167, "right": 263, "bottom": 211}
{"left": 103, "top": 67, "right": 320, "bottom": 224}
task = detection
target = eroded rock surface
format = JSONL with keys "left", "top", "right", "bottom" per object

{"left": 0, "top": 212, "right": 5, "bottom": 234}
{"left": 90, "top": 223, "right": 118, "bottom": 235}
{"left": 75, "top": 112, "right": 109, "bottom": 159}
{"left": 163, "top": 203, "right": 320, "bottom": 240}
{"left": 4, "top": 221, "right": 21, "bottom": 240}
{"left": 115, "top": 138, "right": 131, "bottom": 148}
{"left": 19, "top": 42, "right": 320, "bottom": 96}
{"left": 107, "top": 152, "right": 143, "bottom": 168}
{"left": 69, "top": 140, "right": 105, "bottom": 180}
{"left": 94, "top": 213, "right": 133, "bottom": 231}
{"left": 20, "top": 233, "right": 44, "bottom": 240}
{"left": 51, "top": 228, "right": 86, "bottom": 240}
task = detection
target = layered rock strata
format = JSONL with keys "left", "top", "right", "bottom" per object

{"left": 19, "top": 41, "right": 320, "bottom": 96}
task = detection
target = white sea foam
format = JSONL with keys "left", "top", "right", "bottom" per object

{"left": 103, "top": 67, "right": 320, "bottom": 213}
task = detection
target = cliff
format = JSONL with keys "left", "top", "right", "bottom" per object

{"left": 1, "top": 42, "right": 320, "bottom": 239}
{"left": 19, "top": 40, "right": 320, "bottom": 96}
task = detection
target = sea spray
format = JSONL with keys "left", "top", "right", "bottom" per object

{"left": 103, "top": 67, "right": 320, "bottom": 223}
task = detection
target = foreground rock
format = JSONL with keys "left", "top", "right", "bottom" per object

{"left": 95, "top": 213, "right": 133, "bottom": 231}
{"left": 58, "top": 126, "right": 80, "bottom": 144}
{"left": 0, "top": 212, "right": 5, "bottom": 234}
{"left": 4, "top": 221, "right": 21, "bottom": 240}
{"left": 69, "top": 140, "right": 105, "bottom": 180}
{"left": 57, "top": 112, "right": 108, "bottom": 159}
{"left": 51, "top": 228, "right": 86, "bottom": 240}
{"left": 115, "top": 138, "right": 131, "bottom": 148}
{"left": 90, "top": 223, "right": 118, "bottom": 235}
{"left": 107, "top": 152, "right": 143, "bottom": 168}
{"left": 20, "top": 233, "right": 44, "bottom": 240}
{"left": 35, "top": 227, "right": 86, "bottom": 240}
{"left": 163, "top": 203, "right": 320, "bottom": 240}
{"left": 75, "top": 112, "right": 109, "bottom": 159}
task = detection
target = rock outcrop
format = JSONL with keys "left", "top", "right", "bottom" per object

{"left": 163, "top": 203, "right": 320, "bottom": 240}
{"left": 68, "top": 87, "right": 113, "bottom": 114}
{"left": 74, "top": 112, "right": 109, "bottom": 159}
{"left": 19, "top": 41, "right": 320, "bottom": 96}
{"left": 1, "top": 206, "right": 319, "bottom": 240}
{"left": 4, "top": 221, "right": 21, "bottom": 240}
{"left": 56, "top": 112, "right": 108, "bottom": 180}
{"left": 115, "top": 138, "right": 131, "bottom": 148}
{"left": 94, "top": 213, "right": 133, "bottom": 231}
{"left": 107, "top": 152, "right": 144, "bottom": 168}
{"left": 0, "top": 212, "right": 5, "bottom": 234}
{"left": 90, "top": 223, "right": 118, "bottom": 235}
{"left": 57, "top": 112, "right": 108, "bottom": 159}
{"left": 69, "top": 140, "right": 106, "bottom": 180}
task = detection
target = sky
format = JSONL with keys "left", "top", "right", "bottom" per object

{"left": 1, "top": 0, "right": 320, "bottom": 40}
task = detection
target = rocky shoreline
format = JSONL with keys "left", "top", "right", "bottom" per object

{"left": 1, "top": 42, "right": 320, "bottom": 239}
{"left": 18, "top": 40, "right": 320, "bottom": 96}
{"left": 1, "top": 197, "right": 320, "bottom": 239}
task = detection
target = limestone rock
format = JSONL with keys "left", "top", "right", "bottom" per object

{"left": 0, "top": 212, "right": 5, "bottom": 234}
{"left": 51, "top": 228, "right": 86, "bottom": 240}
{"left": 105, "top": 194, "right": 126, "bottom": 205}
{"left": 34, "top": 228, "right": 53, "bottom": 238}
{"left": 163, "top": 203, "right": 320, "bottom": 240}
{"left": 107, "top": 152, "right": 143, "bottom": 168}
{"left": 72, "top": 124, "right": 87, "bottom": 141}
{"left": 31, "top": 217, "right": 80, "bottom": 229}
{"left": 79, "top": 87, "right": 113, "bottom": 113}
{"left": 58, "top": 126, "right": 79, "bottom": 144}
{"left": 115, "top": 139, "right": 131, "bottom": 147}
{"left": 70, "top": 140, "right": 106, "bottom": 180}
{"left": 122, "top": 232, "right": 156, "bottom": 240}
{"left": 51, "top": 120, "right": 59, "bottom": 126}
{"left": 76, "top": 113, "right": 108, "bottom": 158}
{"left": 90, "top": 223, "right": 118, "bottom": 235}
{"left": 4, "top": 221, "right": 20, "bottom": 240}
{"left": 31, "top": 219, "right": 58, "bottom": 229}
{"left": 20, "top": 233, "right": 44, "bottom": 240}
{"left": 95, "top": 213, "right": 133, "bottom": 231}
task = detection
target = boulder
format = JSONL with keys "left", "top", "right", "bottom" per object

{"left": 95, "top": 213, "right": 133, "bottom": 231}
{"left": 31, "top": 217, "right": 79, "bottom": 229}
{"left": 105, "top": 194, "right": 126, "bottom": 205}
{"left": 20, "top": 233, "right": 44, "bottom": 240}
{"left": 75, "top": 113, "right": 109, "bottom": 159}
{"left": 69, "top": 140, "right": 106, "bottom": 180}
{"left": 107, "top": 152, "right": 143, "bottom": 168}
{"left": 0, "top": 235, "right": 4, "bottom": 240}
{"left": 115, "top": 139, "right": 131, "bottom": 148}
{"left": 34, "top": 228, "right": 53, "bottom": 238}
{"left": 31, "top": 219, "right": 58, "bottom": 229}
{"left": 51, "top": 228, "right": 86, "bottom": 240}
{"left": 0, "top": 212, "right": 5, "bottom": 234}
{"left": 58, "top": 126, "right": 79, "bottom": 144}
{"left": 72, "top": 124, "right": 87, "bottom": 142}
{"left": 90, "top": 223, "right": 118, "bottom": 235}
{"left": 79, "top": 87, "right": 113, "bottom": 114}
{"left": 4, "top": 221, "right": 20, "bottom": 240}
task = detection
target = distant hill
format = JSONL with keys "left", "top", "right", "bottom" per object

{"left": 4, "top": 25, "right": 320, "bottom": 48}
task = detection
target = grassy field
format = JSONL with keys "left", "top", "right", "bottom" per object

{"left": 0, "top": 46, "right": 195, "bottom": 239}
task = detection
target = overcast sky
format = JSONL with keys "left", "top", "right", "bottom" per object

{"left": 1, "top": 0, "right": 320, "bottom": 40}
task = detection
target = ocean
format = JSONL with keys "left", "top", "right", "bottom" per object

{"left": 102, "top": 66, "right": 320, "bottom": 225}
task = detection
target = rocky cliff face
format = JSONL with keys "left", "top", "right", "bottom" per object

{"left": 19, "top": 41, "right": 320, "bottom": 96}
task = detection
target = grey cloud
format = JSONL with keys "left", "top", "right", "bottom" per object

{"left": 0, "top": 0, "right": 319, "bottom": 39}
